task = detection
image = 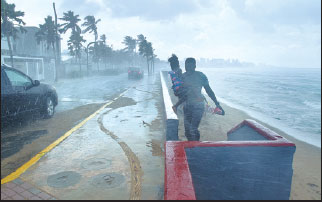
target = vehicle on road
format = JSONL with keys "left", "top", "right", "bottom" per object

{"left": 1, "top": 64, "right": 58, "bottom": 122}
{"left": 128, "top": 67, "right": 144, "bottom": 79}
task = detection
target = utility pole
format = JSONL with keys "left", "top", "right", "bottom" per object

{"left": 53, "top": 2, "right": 61, "bottom": 81}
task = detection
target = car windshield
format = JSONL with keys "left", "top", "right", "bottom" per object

{"left": 129, "top": 67, "right": 140, "bottom": 71}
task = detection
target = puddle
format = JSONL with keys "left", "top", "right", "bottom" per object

{"left": 1, "top": 130, "right": 48, "bottom": 159}
{"left": 47, "top": 171, "right": 81, "bottom": 188}
{"left": 107, "top": 97, "right": 137, "bottom": 109}
{"left": 146, "top": 140, "right": 164, "bottom": 157}
{"left": 81, "top": 158, "right": 112, "bottom": 170}
{"left": 90, "top": 173, "right": 125, "bottom": 188}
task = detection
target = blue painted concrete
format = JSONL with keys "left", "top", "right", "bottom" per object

{"left": 228, "top": 125, "right": 268, "bottom": 141}
{"left": 185, "top": 146, "right": 295, "bottom": 200}
{"left": 166, "top": 119, "right": 179, "bottom": 141}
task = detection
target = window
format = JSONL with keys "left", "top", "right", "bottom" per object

{"left": 4, "top": 69, "right": 32, "bottom": 87}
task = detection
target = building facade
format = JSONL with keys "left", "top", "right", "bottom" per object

{"left": 1, "top": 26, "right": 60, "bottom": 82}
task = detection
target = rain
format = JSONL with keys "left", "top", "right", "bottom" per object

{"left": 1, "top": 0, "right": 321, "bottom": 200}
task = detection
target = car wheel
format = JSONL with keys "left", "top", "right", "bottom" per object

{"left": 43, "top": 97, "right": 55, "bottom": 118}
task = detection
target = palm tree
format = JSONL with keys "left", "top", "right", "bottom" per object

{"left": 137, "top": 34, "right": 146, "bottom": 44}
{"left": 138, "top": 39, "right": 150, "bottom": 74}
{"left": 82, "top": 15, "right": 101, "bottom": 71}
{"left": 1, "top": 0, "right": 26, "bottom": 67}
{"left": 82, "top": 15, "right": 101, "bottom": 41}
{"left": 59, "top": 10, "right": 84, "bottom": 75}
{"left": 58, "top": 10, "right": 81, "bottom": 34}
{"left": 35, "top": 16, "right": 60, "bottom": 81}
{"left": 123, "top": 36, "right": 136, "bottom": 53}
{"left": 99, "top": 34, "right": 110, "bottom": 68}
{"left": 100, "top": 34, "right": 106, "bottom": 44}
{"left": 122, "top": 36, "right": 137, "bottom": 66}
{"left": 67, "top": 30, "right": 86, "bottom": 72}
{"left": 138, "top": 34, "right": 155, "bottom": 75}
{"left": 146, "top": 42, "right": 154, "bottom": 74}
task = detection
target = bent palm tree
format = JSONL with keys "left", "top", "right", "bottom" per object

{"left": 123, "top": 36, "right": 136, "bottom": 53}
{"left": 59, "top": 10, "right": 81, "bottom": 34}
{"left": 123, "top": 36, "right": 137, "bottom": 66}
{"left": 82, "top": 15, "right": 101, "bottom": 41}
{"left": 82, "top": 15, "right": 101, "bottom": 71}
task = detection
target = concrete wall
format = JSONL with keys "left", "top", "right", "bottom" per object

{"left": 160, "top": 71, "right": 179, "bottom": 141}
{"left": 165, "top": 133, "right": 296, "bottom": 200}
{"left": 185, "top": 145, "right": 295, "bottom": 200}
{"left": 228, "top": 125, "right": 268, "bottom": 141}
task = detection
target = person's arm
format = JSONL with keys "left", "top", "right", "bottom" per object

{"left": 172, "top": 94, "right": 187, "bottom": 114}
{"left": 204, "top": 84, "right": 225, "bottom": 115}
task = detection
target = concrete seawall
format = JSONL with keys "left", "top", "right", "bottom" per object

{"left": 160, "top": 71, "right": 179, "bottom": 141}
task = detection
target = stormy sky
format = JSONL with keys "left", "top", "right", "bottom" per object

{"left": 8, "top": 0, "right": 321, "bottom": 68}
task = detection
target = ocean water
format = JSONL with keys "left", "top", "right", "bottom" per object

{"left": 200, "top": 67, "right": 321, "bottom": 148}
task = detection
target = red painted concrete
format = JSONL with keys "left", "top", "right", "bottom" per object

{"left": 164, "top": 142, "right": 196, "bottom": 200}
{"left": 164, "top": 119, "right": 295, "bottom": 200}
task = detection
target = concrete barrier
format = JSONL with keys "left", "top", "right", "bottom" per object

{"left": 164, "top": 119, "right": 296, "bottom": 200}
{"left": 160, "top": 71, "right": 179, "bottom": 141}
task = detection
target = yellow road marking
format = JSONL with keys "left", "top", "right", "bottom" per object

{"left": 1, "top": 88, "right": 130, "bottom": 184}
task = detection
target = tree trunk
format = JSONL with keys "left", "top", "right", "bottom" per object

{"left": 7, "top": 35, "right": 14, "bottom": 68}
{"left": 79, "top": 56, "right": 82, "bottom": 74}
{"left": 152, "top": 58, "right": 155, "bottom": 73}
{"left": 146, "top": 57, "right": 149, "bottom": 75}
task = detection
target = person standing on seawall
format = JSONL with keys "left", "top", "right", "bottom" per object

{"left": 182, "top": 57, "right": 225, "bottom": 141}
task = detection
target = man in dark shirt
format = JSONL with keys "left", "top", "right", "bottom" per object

{"left": 182, "top": 57, "right": 224, "bottom": 141}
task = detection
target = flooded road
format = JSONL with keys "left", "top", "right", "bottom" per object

{"left": 1, "top": 72, "right": 165, "bottom": 200}
{"left": 1, "top": 73, "right": 144, "bottom": 178}
{"left": 53, "top": 73, "right": 134, "bottom": 113}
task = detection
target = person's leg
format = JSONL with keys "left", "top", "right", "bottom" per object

{"left": 189, "top": 102, "right": 205, "bottom": 141}
{"left": 183, "top": 103, "right": 193, "bottom": 141}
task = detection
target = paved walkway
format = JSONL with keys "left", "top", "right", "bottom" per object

{"left": 1, "top": 178, "right": 56, "bottom": 200}
{"left": 1, "top": 73, "right": 165, "bottom": 200}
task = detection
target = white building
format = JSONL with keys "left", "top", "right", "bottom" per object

{"left": 1, "top": 26, "right": 60, "bottom": 82}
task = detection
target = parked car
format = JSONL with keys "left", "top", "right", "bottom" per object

{"left": 128, "top": 67, "right": 144, "bottom": 79}
{"left": 1, "top": 64, "right": 58, "bottom": 122}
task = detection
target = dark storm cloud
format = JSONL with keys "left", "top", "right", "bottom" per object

{"left": 105, "top": 0, "right": 198, "bottom": 21}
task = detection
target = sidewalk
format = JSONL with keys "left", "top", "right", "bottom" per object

{"left": 1, "top": 178, "right": 56, "bottom": 200}
{"left": 1, "top": 73, "right": 165, "bottom": 200}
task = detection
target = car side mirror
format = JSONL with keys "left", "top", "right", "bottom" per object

{"left": 33, "top": 80, "right": 40, "bottom": 86}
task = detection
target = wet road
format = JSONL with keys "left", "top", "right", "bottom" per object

{"left": 53, "top": 73, "right": 134, "bottom": 113}
{"left": 9, "top": 72, "right": 165, "bottom": 200}
{"left": 1, "top": 72, "right": 145, "bottom": 178}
